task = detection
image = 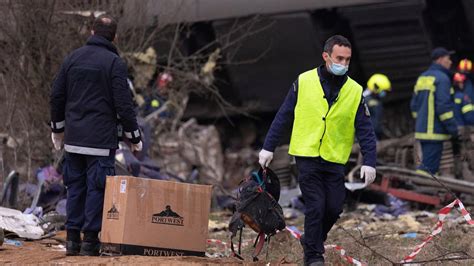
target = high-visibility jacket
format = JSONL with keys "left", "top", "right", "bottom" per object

{"left": 410, "top": 63, "right": 458, "bottom": 141}
{"left": 288, "top": 68, "right": 362, "bottom": 164}
{"left": 453, "top": 90, "right": 474, "bottom": 126}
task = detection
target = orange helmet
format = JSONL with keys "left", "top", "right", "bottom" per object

{"left": 458, "top": 59, "right": 473, "bottom": 73}
{"left": 453, "top": 72, "right": 467, "bottom": 84}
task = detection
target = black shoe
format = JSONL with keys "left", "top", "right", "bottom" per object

{"left": 66, "top": 241, "right": 81, "bottom": 256}
{"left": 307, "top": 255, "right": 324, "bottom": 265}
{"left": 79, "top": 241, "right": 101, "bottom": 256}
{"left": 308, "top": 260, "right": 324, "bottom": 266}
{"left": 300, "top": 234, "right": 325, "bottom": 266}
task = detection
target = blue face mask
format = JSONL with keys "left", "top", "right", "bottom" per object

{"left": 378, "top": 90, "right": 387, "bottom": 98}
{"left": 328, "top": 56, "right": 349, "bottom": 76}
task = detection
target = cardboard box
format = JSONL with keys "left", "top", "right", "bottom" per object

{"left": 100, "top": 176, "right": 212, "bottom": 257}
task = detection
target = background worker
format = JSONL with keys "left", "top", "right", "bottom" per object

{"left": 457, "top": 58, "right": 474, "bottom": 100}
{"left": 452, "top": 72, "right": 474, "bottom": 179}
{"left": 410, "top": 47, "right": 458, "bottom": 175}
{"left": 453, "top": 72, "right": 474, "bottom": 126}
{"left": 363, "top": 73, "right": 392, "bottom": 139}
{"left": 258, "top": 35, "right": 376, "bottom": 265}
{"left": 457, "top": 59, "right": 474, "bottom": 173}
{"left": 50, "top": 15, "right": 142, "bottom": 256}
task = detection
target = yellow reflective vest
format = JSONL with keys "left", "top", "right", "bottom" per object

{"left": 288, "top": 68, "right": 362, "bottom": 164}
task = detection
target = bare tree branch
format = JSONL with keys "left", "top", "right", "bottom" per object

{"left": 336, "top": 225, "right": 396, "bottom": 265}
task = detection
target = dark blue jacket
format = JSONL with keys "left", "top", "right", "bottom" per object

{"left": 453, "top": 90, "right": 474, "bottom": 126}
{"left": 263, "top": 65, "right": 377, "bottom": 169}
{"left": 464, "top": 77, "right": 474, "bottom": 101}
{"left": 363, "top": 89, "right": 383, "bottom": 139}
{"left": 410, "top": 63, "right": 458, "bottom": 141}
{"left": 50, "top": 35, "right": 141, "bottom": 156}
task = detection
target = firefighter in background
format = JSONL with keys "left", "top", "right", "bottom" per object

{"left": 363, "top": 73, "right": 391, "bottom": 139}
{"left": 142, "top": 72, "right": 172, "bottom": 118}
{"left": 453, "top": 72, "right": 474, "bottom": 126}
{"left": 458, "top": 59, "right": 474, "bottom": 101}
{"left": 452, "top": 72, "right": 474, "bottom": 179}
{"left": 410, "top": 47, "right": 459, "bottom": 175}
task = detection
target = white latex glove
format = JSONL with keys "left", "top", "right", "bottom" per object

{"left": 258, "top": 149, "right": 273, "bottom": 168}
{"left": 360, "top": 165, "right": 376, "bottom": 186}
{"left": 51, "top": 132, "right": 64, "bottom": 151}
{"left": 131, "top": 140, "right": 143, "bottom": 152}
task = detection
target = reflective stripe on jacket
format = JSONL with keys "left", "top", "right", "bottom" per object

{"left": 410, "top": 63, "right": 458, "bottom": 141}
{"left": 454, "top": 91, "right": 474, "bottom": 126}
{"left": 289, "top": 68, "right": 362, "bottom": 164}
{"left": 50, "top": 35, "right": 141, "bottom": 155}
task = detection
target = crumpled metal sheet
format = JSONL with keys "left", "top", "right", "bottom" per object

{"left": 0, "top": 206, "right": 44, "bottom": 239}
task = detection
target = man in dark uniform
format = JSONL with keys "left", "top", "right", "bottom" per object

{"left": 410, "top": 47, "right": 458, "bottom": 175}
{"left": 50, "top": 15, "right": 142, "bottom": 256}
{"left": 258, "top": 35, "right": 376, "bottom": 265}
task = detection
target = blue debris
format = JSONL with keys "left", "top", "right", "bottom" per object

{"left": 374, "top": 194, "right": 408, "bottom": 217}
{"left": 4, "top": 238, "right": 22, "bottom": 246}
{"left": 401, "top": 232, "right": 418, "bottom": 238}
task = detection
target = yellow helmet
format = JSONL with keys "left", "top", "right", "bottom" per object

{"left": 367, "top": 73, "right": 391, "bottom": 93}
{"left": 458, "top": 59, "right": 473, "bottom": 73}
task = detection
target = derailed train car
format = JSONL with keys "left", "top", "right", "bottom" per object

{"left": 137, "top": 0, "right": 474, "bottom": 138}
{"left": 136, "top": 0, "right": 474, "bottom": 184}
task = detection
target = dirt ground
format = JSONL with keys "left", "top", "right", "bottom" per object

{"left": 1, "top": 206, "right": 474, "bottom": 265}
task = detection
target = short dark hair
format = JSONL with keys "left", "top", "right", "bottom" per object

{"left": 92, "top": 14, "right": 117, "bottom": 42}
{"left": 323, "top": 35, "right": 352, "bottom": 54}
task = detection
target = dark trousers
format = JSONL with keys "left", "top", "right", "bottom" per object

{"left": 296, "top": 157, "right": 346, "bottom": 261}
{"left": 418, "top": 140, "right": 444, "bottom": 174}
{"left": 63, "top": 151, "right": 115, "bottom": 232}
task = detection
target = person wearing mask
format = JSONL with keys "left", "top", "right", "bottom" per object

{"left": 50, "top": 15, "right": 142, "bottom": 256}
{"left": 363, "top": 73, "right": 392, "bottom": 139}
{"left": 258, "top": 35, "right": 376, "bottom": 265}
{"left": 410, "top": 47, "right": 458, "bottom": 175}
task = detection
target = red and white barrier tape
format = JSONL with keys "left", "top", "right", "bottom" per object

{"left": 208, "top": 199, "right": 473, "bottom": 263}
{"left": 206, "top": 239, "right": 230, "bottom": 257}
{"left": 206, "top": 238, "right": 255, "bottom": 257}
{"left": 286, "top": 226, "right": 302, "bottom": 239}
{"left": 401, "top": 199, "right": 474, "bottom": 263}
{"left": 208, "top": 231, "right": 365, "bottom": 265}
{"left": 285, "top": 226, "right": 366, "bottom": 266}
{"left": 326, "top": 244, "right": 366, "bottom": 266}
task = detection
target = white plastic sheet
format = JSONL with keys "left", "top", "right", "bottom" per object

{"left": 0, "top": 207, "right": 44, "bottom": 239}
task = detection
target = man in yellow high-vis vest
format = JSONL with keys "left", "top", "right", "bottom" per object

{"left": 258, "top": 35, "right": 376, "bottom": 265}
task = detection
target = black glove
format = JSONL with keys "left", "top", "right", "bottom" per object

{"left": 452, "top": 135, "right": 461, "bottom": 156}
